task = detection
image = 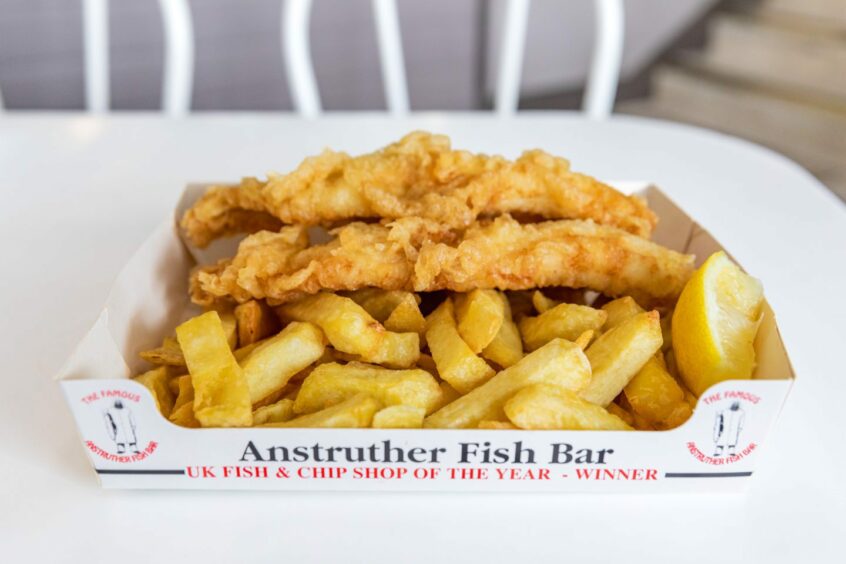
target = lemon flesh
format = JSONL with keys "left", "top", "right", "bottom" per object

{"left": 672, "top": 251, "right": 763, "bottom": 396}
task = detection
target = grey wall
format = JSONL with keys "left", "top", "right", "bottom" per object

{"left": 0, "top": 0, "right": 715, "bottom": 112}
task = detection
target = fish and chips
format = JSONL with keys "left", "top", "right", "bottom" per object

{"left": 133, "top": 133, "right": 764, "bottom": 431}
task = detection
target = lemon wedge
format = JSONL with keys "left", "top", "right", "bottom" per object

{"left": 672, "top": 251, "right": 763, "bottom": 396}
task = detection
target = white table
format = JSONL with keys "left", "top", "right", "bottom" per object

{"left": 1, "top": 113, "right": 844, "bottom": 563}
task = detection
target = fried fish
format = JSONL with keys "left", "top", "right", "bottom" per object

{"left": 191, "top": 216, "right": 692, "bottom": 309}
{"left": 181, "top": 132, "right": 657, "bottom": 247}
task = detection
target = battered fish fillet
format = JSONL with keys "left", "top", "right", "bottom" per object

{"left": 181, "top": 132, "right": 656, "bottom": 247}
{"left": 191, "top": 216, "right": 692, "bottom": 308}
{"left": 413, "top": 216, "right": 694, "bottom": 307}
{"left": 190, "top": 218, "right": 457, "bottom": 306}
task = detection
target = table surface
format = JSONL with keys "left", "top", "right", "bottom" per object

{"left": 1, "top": 112, "right": 844, "bottom": 564}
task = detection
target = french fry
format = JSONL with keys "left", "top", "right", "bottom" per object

{"left": 171, "top": 374, "right": 194, "bottom": 411}
{"left": 372, "top": 405, "right": 426, "bottom": 428}
{"left": 240, "top": 321, "right": 327, "bottom": 405}
{"left": 252, "top": 398, "right": 295, "bottom": 425}
{"left": 623, "top": 355, "right": 687, "bottom": 426}
{"left": 683, "top": 388, "right": 698, "bottom": 410}
{"left": 234, "top": 340, "right": 263, "bottom": 362}
{"left": 531, "top": 290, "right": 558, "bottom": 314}
{"left": 505, "top": 384, "right": 632, "bottom": 431}
{"left": 133, "top": 366, "right": 175, "bottom": 417}
{"left": 234, "top": 300, "right": 279, "bottom": 347}
{"left": 428, "top": 381, "right": 460, "bottom": 411}
{"left": 176, "top": 311, "right": 252, "bottom": 427}
{"left": 424, "top": 338, "right": 591, "bottom": 429}
{"left": 368, "top": 331, "right": 421, "bottom": 369}
{"left": 480, "top": 292, "right": 523, "bottom": 368}
{"left": 431, "top": 381, "right": 461, "bottom": 412}
{"left": 425, "top": 298, "right": 495, "bottom": 393}
{"left": 168, "top": 372, "right": 185, "bottom": 395}
{"left": 384, "top": 293, "right": 426, "bottom": 338}
{"left": 294, "top": 362, "right": 442, "bottom": 414}
{"left": 169, "top": 402, "right": 200, "bottom": 428}
{"left": 617, "top": 393, "right": 654, "bottom": 430}
{"left": 580, "top": 311, "right": 663, "bottom": 407}
{"left": 454, "top": 289, "right": 504, "bottom": 353}
{"left": 139, "top": 336, "right": 185, "bottom": 367}
{"left": 657, "top": 401, "right": 693, "bottom": 430}
{"left": 279, "top": 293, "right": 419, "bottom": 368}
{"left": 266, "top": 394, "right": 381, "bottom": 428}
{"left": 574, "top": 330, "right": 594, "bottom": 350}
{"left": 220, "top": 311, "right": 238, "bottom": 350}
{"left": 606, "top": 401, "right": 635, "bottom": 427}
{"left": 478, "top": 420, "right": 517, "bottom": 430}
{"left": 518, "top": 303, "right": 607, "bottom": 351}
{"left": 348, "top": 289, "right": 420, "bottom": 322}
{"left": 601, "top": 296, "right": 644, "bottom": 331}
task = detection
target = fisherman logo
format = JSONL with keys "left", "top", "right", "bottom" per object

{"left": 686, "top": 391, "right": 759, "bottom": 466}
{"left": 81, "top": 388, "right": 159, "bottom": 463}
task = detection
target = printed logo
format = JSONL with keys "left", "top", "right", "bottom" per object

{"left": 686, "top": 390, "right": 759, "bottom": 465}
{"left": 712, "top": 401, "right": 745, "bottom": 457}
{"left": 80, "top": 388, "right": 158, "bottom": 463}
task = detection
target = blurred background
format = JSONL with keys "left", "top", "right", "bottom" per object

{"left": 0, "top": 0, "right": 842, "bottom": 199}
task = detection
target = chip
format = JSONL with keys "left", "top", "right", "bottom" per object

{"left": 455, "top": 289, "right": 505, "bottom": 353}
{"left": 266, "top": 394, "right": 382, "bottom": 428}
{"left": 169, "top": 402, "right": 200, "bottom": 428}
{"left": 424, "top": 338, "right": 591, "bottom": 429}
{"left": 139, "top": 336, "right": 185, "bottom": 367}
{"left": 133, "top": 366, "right": 175, "bottom": 418}
{"left": 601, "top": 296, "right": 644, "bottom": 331}
{"left": 347, "top": 289, "right": 419, "bottom": 322}
{"left": 425, "top": 298, "right": 495, "bottom": 393}
{"left": 623, "top": 354, "right": 688, "bottom": 427}
{"left": 531, "top": 290, "right": 558, "bottom": 314}
{"left": 240, "top": 321, "right": 326, "bottom": 404}
{"left": 234, "top": 299, "right": 279, "bottom": 347}
{"left": 606, "top": 401, "right": 635, "bottom": 427}
{"left": 294, "top": 362, "right": 442, "bottom": 415}
{"left": 505, "top": 384, "right": 632, "bottom": 430}
{"left": 580, "top": 311, "right": 663, "bottom": 407}
{"left": 279, "top": 292, "right": 419, "bottom": 368}
{"left": 252, "top": 398, "right": 295, "bottom": 425}
{"left": 372, "top": 405, "right": 426, "bottom": 428}
{"left": 518, "top": 303, "right": 607, "bottom": 351}
{"left": 171, "top": 374, "right": 194, "bottom": 411}
{"left": 176, "top": 311, "right": 252, "bottom": 427}
{"left": 384, "top": 293, "right": 427, "bottom": 338}
{"left": 430, "top": 381, "right": 461, "bottom": 412}
{"left": 480, "top": 292, "right": 523, "bottom": 368}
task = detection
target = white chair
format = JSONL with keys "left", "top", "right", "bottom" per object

{"left": 285, "top": 0, "right": 625, "bottom": 118}
{"left": 80, "top": 0, "right": 194, "bottom": 116}
{"left": 0, "top": 0, "right": 623, "bottom": 118}
{"left": 0, "top": 0, "right": 194, "bottom": 115}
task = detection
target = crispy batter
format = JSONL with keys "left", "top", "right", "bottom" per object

{"left": 415, "top": 216, "right": 693, "bottom": 307}
{"left": 192, "top": 216, "right": 692, "bottom": 308}
{"left": 191, "top": 218, "right": 457, "bottom": 307}
{"left": 180, "top": 132, "right": 656, "bottom": 247}
{"left": 181, "top": 177, "right": 284, "bottom": 247}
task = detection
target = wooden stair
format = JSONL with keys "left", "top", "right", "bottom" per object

{"left": 619, "top": 0, "right": 846, "bottom": 200}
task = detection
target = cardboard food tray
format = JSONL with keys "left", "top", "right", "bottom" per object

{"left": 57, "top": 183, "right": 794, "bottom": 492}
